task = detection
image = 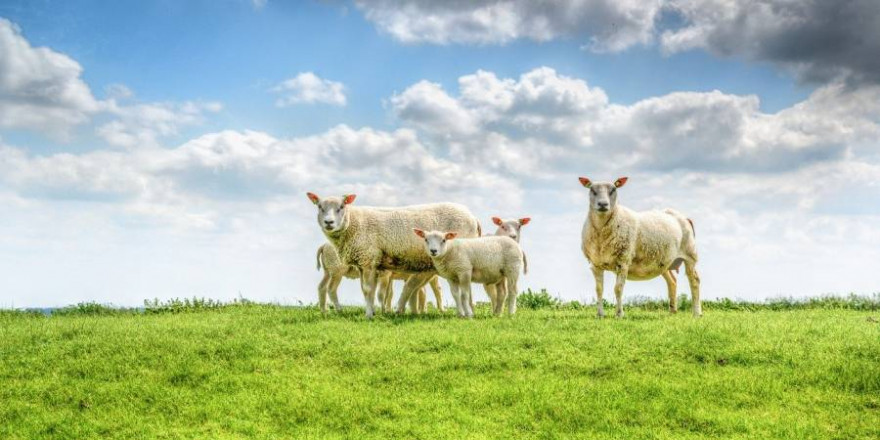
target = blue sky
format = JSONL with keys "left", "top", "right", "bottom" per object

{"left": 1, "top": 0, "right": 878, "bottom": 307}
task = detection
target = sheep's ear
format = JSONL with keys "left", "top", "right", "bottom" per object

{"left": 492, "top": 217, "right": 503, "bottom": 226}
{"left": 413, "top": 228, "right": 425, "bottom": 238}
{"left": 444, "top": 232, "right": 457, "bottom": 240}
{"left": 307, "top": 192, "right": 320, "bottom": 205}
{"left": 614, "top": 177, "right": 628, "bottom": 188}
{"left": 578, "top": 177, "right": 592, "bottom": 188}
{"left": 342, "top": 194, "right": 357, "bottom": 205}
{"left": 519, "top": 217, "right": 531, "bottom": 226}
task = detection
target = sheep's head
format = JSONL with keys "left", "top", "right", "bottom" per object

{"left": 492, "top": 217, "right": 530, "bottom": 242}
{"left": 307, "top": 192, "right": 356, "bottom": 234}
{"left": 413, "top": 229, "right": 456, "bottom": 258}
{"left": 579, "top": 177, "right": 627, "bottom": 214}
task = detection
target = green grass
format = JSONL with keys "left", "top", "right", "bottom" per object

{"left": 1, "top": 302, "right": 878, "bottom": 439}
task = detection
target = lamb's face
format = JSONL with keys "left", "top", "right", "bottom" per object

{"left": 492, "top": 217, "right": 530, "bottom": 242}
{"left": 413, "top": 229, "right": 456, "bottom": 258}
{"left": 579, "top": 177, "right": 628, "bottom": 214}
{"left": 307, "top": 193, "right": 355, "bottom": 234}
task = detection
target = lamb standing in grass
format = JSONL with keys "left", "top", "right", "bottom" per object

{"left": 414, "top": 229, "right": 526, "bottom": 318}
{"left": 316, "top": 243, "right": 443, "bottom": 314}
{"left": 307, "top": 193, "right": 481, "bottom": 318}
{"left": 579, "top": 177, "right": 701, "bottom": 318}
{"left": 483, "top": 217, "right": 531, "bottom": 315}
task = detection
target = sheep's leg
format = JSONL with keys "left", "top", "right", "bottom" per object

{"left": 396, "top": 272, "right": 432, "bottom": 314}
{"left": 506, "top": 275, "right": 519, "bottom": 316}
{"left": 359, "top": 268, "right": 379, "bottom": 319}
{"left": 318, "top": 272, "right": 331, "bottom": 314}
{"left": 484, "top": 283, "right": 497, "bottom": 315}
{"left": 662, "top": 270, "right": 678, "bottom": 314}
{"left": 591, "top": 267, "right": 605, "bottom": 318}
{"left": 428, "top": 276, "right": 444, "bottom": 312}
{"left": 417, "top": 287, "right": 427, "bottom": 313}
{"left": 459, "top": 274, "right": 474, "bottom": 318}
{"left": 685, "top": 261, "right": 702, "bottom": 317}
{"left": 408, "top": 287, "right": 420, "bottom": 314}
{"left": 377, "top": 272, "right": 393, "bottom": 314}
{"left": 613, "top": 267, "right": 628, "bottom": 318}
{"left": 328, "top": 273, "right": 343, "bottom": 312}
{"left": 494, "top": 280, "right": 508, "bottom": 316}
{"left": 448, "top": 281, "right": 465, "bottom": 317}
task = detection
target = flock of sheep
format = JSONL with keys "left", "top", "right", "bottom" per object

{"left": 309, "top": 176, "right": 701, "bottom": 319}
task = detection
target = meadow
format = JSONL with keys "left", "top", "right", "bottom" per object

{"left": 1, "top": 295, "right": 878, "bottom": 439}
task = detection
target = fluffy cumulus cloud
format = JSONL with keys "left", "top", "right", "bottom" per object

{"left": 354, "top": 0, "right": 661, "bottom": 51}
{"left": 391, "top": 67, "right": 880, "bottom": 173}
{"left": 272, "top": 72, "right": 347, "bottom": 107}
{"left": 96, "top": 101, "right": 223, "bottom": 149}
{"left": 355, "top": 0, "right": 880, "bottom": 84}
{"left": 0, "top": 18, "right": 101, "bottom": 138}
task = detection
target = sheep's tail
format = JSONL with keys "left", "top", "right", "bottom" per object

{"left": 522, "top": 250, "right": 528, "bottom": 276}
{"left": 687, "top": 218, "right": 696, "bottom": 238}
{"left": 316, "top": 245, "right": 323, "bottom": 271}
{"left": 477, "top": 221, "right": 482, "bottom": 237}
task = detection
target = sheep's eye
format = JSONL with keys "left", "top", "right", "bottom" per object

{"left": 590, "top": 189, "right": 597, "bottom": 195}
{"left": 441, "top": 239, "right": 446, "bottom": 244}
{"left": 610, "top": 188, "right": 616, "bottom": 194}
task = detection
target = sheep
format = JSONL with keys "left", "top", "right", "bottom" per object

{"left": 315, "top": 242, "right": 353, "bottom": 313}
{"left": 483, "top": 216, "right": 531, "bottom": 315}
{"left": 413, "top": 229, "right": 526, "bottom": 318}
{"left": 307, "top": 192, "right": 481, "bottom": 318}
{"left": 316, "top": 243, "right": 444, "bottom": 314}
{"left": 579, "top": 176, "right": 701, "bottom": 318}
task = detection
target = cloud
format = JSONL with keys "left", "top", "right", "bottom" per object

{"left": 272, "top": 72, "right": 347, "bottom": 107}
{"left": 0, "top": 18, "right": 101, "bottom": 138}
{"left": 354, "top": 1, "right": 880, "bottom": 85}
{"left": 354, "top": 0, "right": 661, "bottom": 51}
{"left": 390, "top": 67, "right": 880, "bottom": 173}
{"left": 96, "top": 100, "right": 224, "bottom": 149}
{"left": 660, "top": 0, "right": 880, "bottom": 85}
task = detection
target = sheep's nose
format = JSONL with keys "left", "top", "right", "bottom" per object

{"left": 597, "top": 202, "right": 609, "bottom": 210}
{"left": 430, "top": 249, "right": 438, "bottom": 256}
{"left": 324, "top": 220, "right": 334, "bottom": 227}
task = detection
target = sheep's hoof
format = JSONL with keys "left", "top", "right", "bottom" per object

{"left": 669, "top": 307, "right": 678, "bottom": 314}
{"left": 615, "top": 311, "right": 625, "bottom": 319}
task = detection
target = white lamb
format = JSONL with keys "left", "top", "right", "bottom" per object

{"left": 307, "top": 192, "right": 481, "bottom": 318}
{"left": 414, "top": 229, "right": 526, "bottom": 318}
{"left": 483, "top": 216, "right": 531, "bottom": 315}
{"left": 316, "top": 243, "right": 444, "bottom": 314}
{"left": 579, "top": 176, "right": 701, "bottom": 318}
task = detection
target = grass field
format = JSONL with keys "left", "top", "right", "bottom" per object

{"left": 1, "top": 298, "right": 878, "bottom": 439}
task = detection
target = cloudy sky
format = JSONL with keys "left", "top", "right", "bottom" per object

{"left": 1, "top": 0, "right": 879, "bottom": 308}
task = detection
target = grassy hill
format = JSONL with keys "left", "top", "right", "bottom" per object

{"left": 1, "top": 299, "right": 878, "bottom": 439}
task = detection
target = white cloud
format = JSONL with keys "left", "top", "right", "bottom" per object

{"left": 391, "top": 67, "right": 880, "bottom": 174}
{"left": 355, "top": 0, "right": 661, "bottom": 52}
{"left": 96, "top": 100, "right": 224, "bottom": 149}
{"left": 0, "top": 18, "right": 101, "bottom": 138}
{"left": 272, "top": 72, "right": 347, "bottom": 107}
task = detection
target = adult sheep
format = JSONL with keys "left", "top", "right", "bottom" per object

{"left": 307, "top": 193, "right": 481, "bottom": 318}
{"left": 579, "top": 177, "right": 701, "bottom": 318}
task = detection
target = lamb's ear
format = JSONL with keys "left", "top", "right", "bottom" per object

{"left": 307, "top": 192, "right": 320, "bottom": 205}
{"left": 614, "top": 177, "right": 628, "bottom": 188}
{"left": 342, "top": 194, "right": 357, "bottom": 205}
{"left": 413, "top": 228, "right": 425, "bottom": 238}
{"left": 578, "top": 177, "right": 592, "bottom": 188}
{"left": 444, "top": 232, "right": 457, "bottom": 240}
{"left": 519, "top": 217, "right": 531, "bottom": 226}
{"left": 492, "top": 217, "right": 503, "bottom": 226}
